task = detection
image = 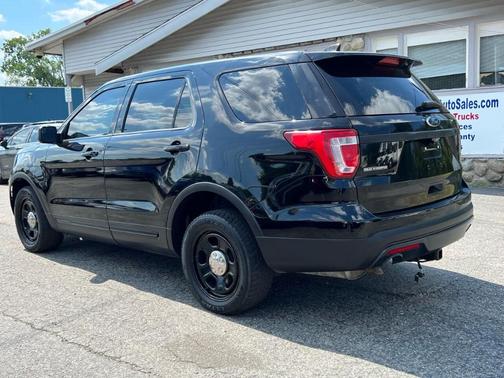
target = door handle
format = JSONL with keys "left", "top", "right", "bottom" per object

{"left": 164, "top": 143, "right": 190, "bottom": 154}
{"left": 81, "top": 150, "right": 99, "bottom": 159}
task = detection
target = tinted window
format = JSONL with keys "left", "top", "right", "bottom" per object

{"left": 174, "top": 83, "right": 194, "bottom": 128}
{"left": 123, "top": 78, "right": 186, "bottom": 133}
{"left": 66, "top": 87, "right": 126, "bottom": 139}
{"left": 10, "top": 128, "right": 31, "bottom": 145}
{"left": 220, "top": 65, "right": 311, "bottom": 122}
{"left": 316, "top": 56, "right": 437, "bottom": 116}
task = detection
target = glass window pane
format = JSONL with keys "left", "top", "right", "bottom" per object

{"left": 29, "top": 128, "right": 39, "bottom": 143}
{"left": 10, "top": 128, "right": 31, "bottom": 145}
{"left": 316, "top": 56, "right": 436, "bottom": 116}
{"left": 220, "top": 65, "right": 311, "bottom": 123}
{"left": 174, "top": 83, "right": 194, "bottom": 128}
{"left": 480, "top": 34, "right": 504, "bottom": 86}
{"left": 124, "top": 79, "right": 186, "bottom": 133}
{"left": 409, "top": 40, "right": 466, "bottom": 90}
{"left": 67, "top": 87, "right": 125, "bottom": 139}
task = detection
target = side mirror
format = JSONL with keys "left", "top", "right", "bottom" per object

{"left": 38, "top": 126, "right": 59, "bottom": 144}
{"left": 0, "top": 139, "right": 7, "bottom": 148}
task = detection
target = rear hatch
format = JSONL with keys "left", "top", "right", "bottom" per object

{"left": 314, "top": 54, "right": 462, "bottom": 214}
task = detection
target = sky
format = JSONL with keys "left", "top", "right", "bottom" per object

{"left": 0, "top": 0, "right": 114, "bottom": 84}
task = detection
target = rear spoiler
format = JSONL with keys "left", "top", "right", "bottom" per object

{"left": 306, "top": 51, "right": 422, "bottom": 68}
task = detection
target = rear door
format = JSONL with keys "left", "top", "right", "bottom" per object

{"left": 314, "top": 55, "right": 462, "bottom": 214}
{"left": 104, "top": 72, "right": 203, "bottom": 253}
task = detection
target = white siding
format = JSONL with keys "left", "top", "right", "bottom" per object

{"left": 64, "top": 0, "right": 199, "bottom": 74}
{"left": 126, "top": 0, "right": 504, "bottom": 67}
{"left": 82, "top": 72, "right": 124, "bottom": 97}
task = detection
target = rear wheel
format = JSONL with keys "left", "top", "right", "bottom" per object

{"left": 181, "top": 209, "right": 273, "bottom": 315}
{"left": 14, "top": 187, "right": 63, "bottom": 252}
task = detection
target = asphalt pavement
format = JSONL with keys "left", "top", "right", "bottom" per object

{"left": 0, "top": 184, "right": 503, "bottom": 377}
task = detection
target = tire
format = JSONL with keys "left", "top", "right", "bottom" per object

{"left": 181, "top": 209, "right": 273, "bottom": 315}
{"left": 14, "top": 187, "right": 63, "bottom": 253}
{"left": 0, "top": 168, "right": 7, "bottom": 184}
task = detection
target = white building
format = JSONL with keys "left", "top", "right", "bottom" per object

{"left": 27, "top": 0, "right": 504, "bottom": 184}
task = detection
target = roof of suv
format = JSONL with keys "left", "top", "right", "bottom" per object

{"left": 22, "top": 120, "right": 65, "bottom": 128}
{"left": 104, "top": 50, "right": 419, "bottom": 88}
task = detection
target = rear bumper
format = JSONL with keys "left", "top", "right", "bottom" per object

{"left": 256, "top": 188, "right": 473, "bottom": 272}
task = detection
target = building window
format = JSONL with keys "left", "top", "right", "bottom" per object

{"left": 479, "top": 21, "right": 504, "bottom": 87}
{"left": 373, "top": 35, "right": 399, "bottom": 55}
{"left": 406, "top": 28, "right": 467, "bottom": 90}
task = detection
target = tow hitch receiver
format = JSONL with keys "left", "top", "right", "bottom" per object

{"left": 414, "top": 259, "right": 425, "bottom": 283}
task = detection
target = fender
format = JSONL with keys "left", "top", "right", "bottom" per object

{"left": 166, "top": 182, "right": 263, "bottom": 251}
{"left": 9, "top": 172, "right": 59, "bottom": 230}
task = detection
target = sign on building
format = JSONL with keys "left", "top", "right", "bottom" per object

{"left": 438, "top": 91, "right": 504, "bottom": 156}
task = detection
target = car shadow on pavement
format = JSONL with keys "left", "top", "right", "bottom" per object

{"left": 41, "top": 237, "right": 504, "bottom": 377}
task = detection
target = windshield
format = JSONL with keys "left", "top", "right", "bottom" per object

{"left": 315, "top": 56, "right": 441, "bottom": 116}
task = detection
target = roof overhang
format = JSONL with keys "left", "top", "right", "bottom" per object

{"left": 94, "top": 0, "right": 232, "bottom": 75}
{"left": 26, "top": 0, "right": 148, "bottom": 56}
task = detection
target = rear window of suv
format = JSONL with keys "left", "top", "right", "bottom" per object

{"left": 315, "top": 56, "right": 438, "bottom": 116}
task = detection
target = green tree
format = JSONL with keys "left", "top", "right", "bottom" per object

{"left": 1, "top": 29, "right": 64, "bottom": 87}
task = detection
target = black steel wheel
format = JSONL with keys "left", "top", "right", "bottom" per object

{"left": 182, "top": 209, "right": 273, "bottom": 315}
{"left": 20, "top": 198, "right": 39, "bottom": 243}
{"left": 14, "top": 186, "right": 63, "bottom": 252}
{"left": 194, "top": 232, "right": 239, "bottom": 299}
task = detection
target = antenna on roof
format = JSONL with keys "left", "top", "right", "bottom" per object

{"left": 324, "top": 43, "right": 341, "bottom": 52}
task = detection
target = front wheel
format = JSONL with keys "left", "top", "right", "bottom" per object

{"left": 181, "top": 209, "right": 273, "bottom": 315}
{"left": 0, "top": 168, "right": 7, "bottom": 184}
{"left": 14, "top": 187, "right": 63, "bottom": 252}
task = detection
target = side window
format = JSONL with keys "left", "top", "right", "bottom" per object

{"left": 10, "top": 128, "right": 31, "bottom": 146}
{"left": 66, "top": 87, "right": 126, "bottom": 139}
{"left": 29, "top": 128, "right": 40, "bottom": 143}
{"left": 174, "top": 83, "right": 194, "bottom": 128}
{"left": 123, "top": 78, "right": 189, "bottom": 133}
{"left": 219, "top": 65, "right": 311, "bottom": 123}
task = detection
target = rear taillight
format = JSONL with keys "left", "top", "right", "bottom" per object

{"left": 387, "top": 243, "right": 422, "bottom": 256}
{"left": 283, "top": 129, "right": 360, "bottom": 179}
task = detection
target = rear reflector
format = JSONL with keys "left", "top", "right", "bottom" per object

{"left": 283, "top": 129, "right": 359, "bottom": 179}
{"left": 387, "top": 243, "right": 422, "bottom": 256}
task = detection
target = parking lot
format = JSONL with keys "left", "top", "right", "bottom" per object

{"left": 0, "top": 184, "right": 502, "bottom": 377}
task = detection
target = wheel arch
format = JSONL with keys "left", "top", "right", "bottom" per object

{"left": 9, "top": 173, "right": 57, "bottom": 229}
{"left": 167, "top": 182, "right": 263, "bottom": 255}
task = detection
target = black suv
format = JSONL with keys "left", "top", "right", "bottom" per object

{"left": 9, "top": 52, "right": 473, "bottom": 314}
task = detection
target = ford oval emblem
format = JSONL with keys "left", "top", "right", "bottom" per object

{"left": 426, "top": 115, "right": 442, "bottom": 128}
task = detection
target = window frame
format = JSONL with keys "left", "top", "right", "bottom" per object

{"left": 478, "top": 20, "right": 504, "bottom": 88}
{"left": 117, "top": 74, "right": 197, "bottom": 135}
{"left": 61, "top": 84, "right": 128, "bottom": 141}
{"left": 369, "top": 17, "right": 504, "bottom": 91}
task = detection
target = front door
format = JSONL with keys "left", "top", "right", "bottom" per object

{"left": 104, "top": 73, "right": 203, "bottom": 253}
{"left": 44, "top": 85, "right": 127, "bottom": 242}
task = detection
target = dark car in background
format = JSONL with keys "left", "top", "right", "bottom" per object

{"left": 0, "top": 121, "right": 62, "bottom": 183}
{"left": 0, "top": 123, "right": 24, "bottom": 142}
{"left": 8, "top": 52, "right": 473, "bottom": 314}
